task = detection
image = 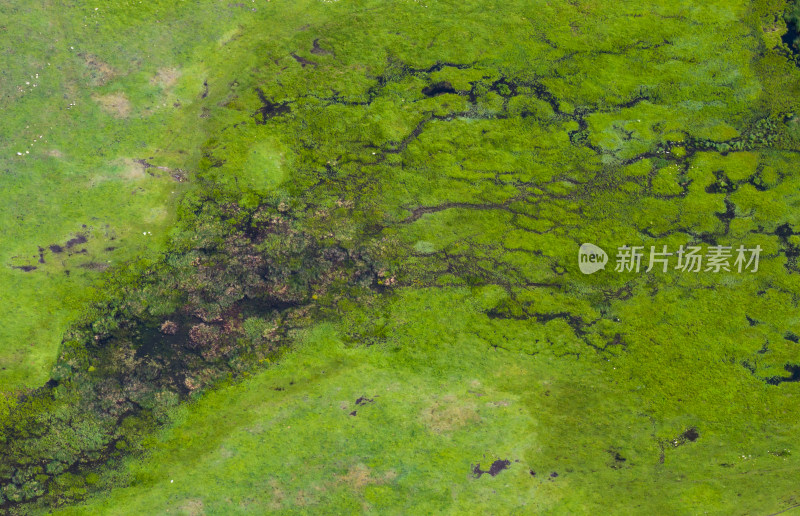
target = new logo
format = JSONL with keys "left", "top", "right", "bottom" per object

{"left": 578, "top": 243, "right": 608, "bottom": 274}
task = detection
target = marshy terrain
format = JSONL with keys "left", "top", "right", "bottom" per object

{"left": 2, "top": 0, "right": 800, "bottom": 513}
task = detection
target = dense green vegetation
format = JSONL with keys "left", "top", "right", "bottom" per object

{"left": 3, "top": 0, "right": 800, "bottom": 513}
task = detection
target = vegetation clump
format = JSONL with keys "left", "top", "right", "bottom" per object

{"left": 0, "top": 200, "right": 389, "bottom": 510}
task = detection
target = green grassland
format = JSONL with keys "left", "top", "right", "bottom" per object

{"left": 3, "top": 0, "right": 800, "bottom": 513}
{"left": 50, "top": 292, "right": 800, "bottom": 514}
{"left": 0, "top": 0, "right": 269, "bottom": 390}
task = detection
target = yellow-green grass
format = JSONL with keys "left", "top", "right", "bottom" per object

{"left": 0, "top": 0, "right": 277, "bottom": 390}
{"left": 57, "top": 287, "right": 800, "bottom": 514}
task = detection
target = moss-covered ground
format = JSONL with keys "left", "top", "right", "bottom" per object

{"left": 4, "top": 0, "right": 800, "bottom": 513}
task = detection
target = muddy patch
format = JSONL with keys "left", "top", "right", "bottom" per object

{"left": 176, "top": 499, "right": 204, "bottom": 516}
{"left": 253, "top": 88, "right": 290, "bottom": 124}
{"left": 133, "top": 158, "right": 185, "bottom": 181}
{"left": 608, "top": 448, "right": 628, "bottom": 469}
{"left": 290, "top": 52, "right": 317, "bottom": 68}
{"left": 150, "top": 67, "right": 181, "bottom": 88}
{"left": 681, "top": 427, "right": 700, "bottom": 442}
{"left": 335, "top": 464, "right": 396, "bottom": 491}
{"left": 471, "top": 459, "right": 510, "bottom": 478}
{"left": 80, "top": 53, "right": 116, "bottom": 85}
{"left": 119, "top": 158, "right": 147, "bottom": 180}
{"left": 65, "top": 234, "right": 88, "bottom": 249}
{"left": 422, "top": 81, "right": 456, "bottom": 97}
{"left": 49, "top": 244, "right": 64, "bottom": 253}
{"left": 93, "top": 92, "right": 131, "bottom": 118}
{"left": 663, "top": 426, "right": 701, "bottom": 451}
{"left": 766, "top": 364, "right": 800, "bottom": 385}
{"left": 310, "top": 38, "right": 332, "bottom": 56}
{"left": 420, "top": 396, "right": 479, "bottom": 433}
{"left": 12, "top": 265, "right": 37, "bottom": 272}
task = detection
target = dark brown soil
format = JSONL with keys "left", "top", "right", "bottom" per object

{"left": 310, "top": 38, "right": 332, "bottom": 56}
{"left": 682, "top": 427, "right": 700, "bottom": 442}
{"left": 422, "top": 81, "right": 456, "bottom": 97}
{"left": 253, "top": 88, "right": 290, "bottom": 125}
{"left": 472, "top": 459, "right": 511, "bottom": 478}
{"left": 290, "top": 52, "right": 317, "bottom": 67}
{"left": 65, "top": 234, "right": 88, "bottom": 249}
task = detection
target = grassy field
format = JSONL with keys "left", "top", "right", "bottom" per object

{"left": 0, "top": 0, "right": 264, "bottom": 390}
{"left": 3, "top": 0, "right": 800, "bottom": 513}
{"left": 54, "top": 289, "right": 800, "bottom": 514}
